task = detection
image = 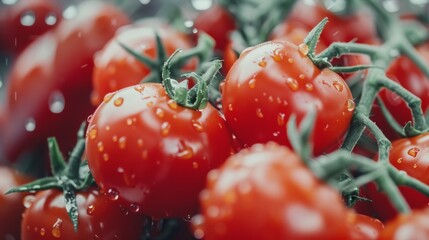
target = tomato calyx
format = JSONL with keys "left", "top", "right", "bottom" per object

{"left": 6, "top": 122, "right": 94, "bottom": 231}
{"left": 118, "top": 31, "right": 214, "bottom": 83}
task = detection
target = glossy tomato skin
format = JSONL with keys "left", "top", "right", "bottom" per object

{"left": 348, "top": 213, "right": 384, "bottom": 240}
{"left": 194, "top": 142, "right": 352, "bottom": 240}
{"left": 372, "top": 42, "right": 429, "bottom": 140}
{"left": 0, "top": 166, "right": 33, "bottom": 239}
{"left": 21, "top": 188, "right": 144, "bottom": 240}
{"left": 91, "top": 22, "right": 196, "bottom": 106}
{"left": 221, "top": 41, "right": 354, "bottom": 155}
{"left": 0, "top": 0, "right": 62, "bottom": 55}
{"left": 86, "top": 83, "right": 235, "bottom": 218}
{"left": 379, "top": 208, "right": 429, "bottom": 240}
{"left": 0, "top": 1, "right": 130, "bottom": 163}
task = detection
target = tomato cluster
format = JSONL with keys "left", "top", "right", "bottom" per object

{"left": 2, "top": 0, "right": 429, "bottom": 239}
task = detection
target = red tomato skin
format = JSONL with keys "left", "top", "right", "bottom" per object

{"left": 348, "top": 213, "right": 384, "bottom": 240}
{"left": 86, "top": 83, "right": 235, "bottom": 218}
{"left": 221, "top": 41, "right": 354, "bottom": 155}
{"left": 21, "top": 188, "right": 144, "bottom": 240}
{"left": 0, "top": 1, "right": 130, "bottom": 162}
{"left": 0, "top": 0, "right": 62, "bottom": 54}
{"left": 91, "top": 23, "right": 196, "bottom": 106}
{"left": 195, "top": 142, "right": 351, "bottom": 240}
{"left": 0, "top": 166, "right": 33, "bottom": 239}
{"left": 379, "top": 208, "right": 429, "bottom": 240}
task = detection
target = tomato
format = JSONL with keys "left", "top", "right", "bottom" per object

{"left": 0, "top": 0, "right": 62, "bottom": 55}
{"left": 0, "top": 166, "right": 33, "bottom": 239}
{"left": 193, "top": 142, "right": 351, "bottom": 239}
{"left": 86, "top": 83, "right": 235, "bottom": 218}
{"left": 21, "top": 188, "right": 144, "bottom": 240}
{"left": 348, "top": 212, "right": 384, "bottom": 240}
{"left": 221, "top": 40, "right": 354, "bottom": 155}
{"left": 194, "top": 4, "right": 236, "bottom": 53}
{"left": 372, "top": 42, "right": 429, "bottom": 140}
{"left": 0, "top": 0, "right": 130, "bottom": 163}
{"left": 379, "top": 207, "right": 429, "bottom": 240}
{"left": 91, "top": 21, "right": 197, "bottom": 106}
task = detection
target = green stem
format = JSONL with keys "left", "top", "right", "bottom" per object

{"left": 66, "top": 123, "right": 86, "bottom": 180}
{"left": 388, "top": 165, "right": 429, "bottom": 197}
{"left": 399, "top": 40, "right": 429, "bottom": 79}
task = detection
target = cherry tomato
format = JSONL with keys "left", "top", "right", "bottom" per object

{"left": 0, "top": 1, "right": 130, "bottom": 163}
{"left": 221, "top": 40, "right": 354, "bottom": 155}
{"left": 21, "top": 188, "right": 144, "bottom": 240}
{"left": 379, "top": 207, "right": 429, "bottom": 240}
{"left": 0, "top": 0, "right": 62, "bottom": 54}
{"left": 348, "top": 212, "right": 384, "bottom": 240}
{"left": 0, "top": 166, "right": 33, "bottom": 239}
{"left": 91, "top": 22, "right": 197, "bottom": 106}
{"left": 86, "top": 83, "right": 235, "bottom": 218}
{"left": 193, "top": 142, "right": 351, "bottom": 239}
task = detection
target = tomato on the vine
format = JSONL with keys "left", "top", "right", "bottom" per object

{"left": 379, "top": 207, "right": 429, "bottom": 239}
{"left": 221, "top": 40, "right": 354, "bottom": 155}
{"left": 348, "top": 212, "right": 384, "bottom": 240}
{"left": 193, "top": 142, "right": 352, "bottom": 239}
{"left": 86, "top": 82, "right": 235, "bottom": 218}
{"left": 21, "top": 188, "right": 144, "bottom": 240}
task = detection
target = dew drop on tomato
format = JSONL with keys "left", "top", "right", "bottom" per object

{"left": 62, "top": 5, "right": 78, "bottom": 20}
{"left": 87, "top": 204, "right": 95, "bottom": 215}
{"left": 286, "top": 77, "right": 299, "bottom": 91}
{"left": 298, "top": 43, "right": 310, "bottom": 56}
{"left": 407, "top": 147, "right": 420, "bottom": 157}
{"left": 248, "top": 78, "right": 256, "bottom": 88}
{"left": 88, "top": 126, "right": 98, "bottom": 140}
{"left": 106, "top": 188, "right": 119, "bottom": 201}
{"left": 118, "top": 136, "right": 126, "bottom": 149}
{"left": 191, "top": 120, "right": 205, "bottom": 132}
{"left": 155, "top": 108, "right": 164, "bottom": 118}
{"left": 51, "top": 218, "right": 63, "bottom": 238}
{"left": 103, "top": 92, "right": 115, "bottom": 103}
{"left": 102, "top": 153, "right": 109, "bottom": 161}
{"left": 130, "top": 203, "right": 140, "bottom": 213}
{"left": 97, "top": 141, "right": 104, "bottom": 152}
{"left": 40, "top": 227, "right": 46, "bottom": 236}
{"left": 160, "top": 122, "right": 171, "bottom": 136}
{"left": 48, "top": 90, "right": 65, "bottom": 114}
{"left": 192, "top": 215, "right": 206, "bottom": 239}
{"left": 333, "top": 81, "right": 344, "bottom": 92}
{"left": 256, "top": 108, "right": 264, "bottom": 118}
{"left": 25, "top": 118, "right": 36, "bottom": 132}
{"left": 113, "top": 97, "right": 124, "bottom": 107}
{"left": 257, "top": 57, "right": 267, "bottom": 67}
{"left": 20, "top": 11, "right": 36, "bottom": 27}
{"left": 23, "top": 195, "right": 35, "bottom": 208}
{"left": 288, "top": 58, "right": 294, "bottom": 64}
{"left": 45, "top": 12, "right": 57, "bottom": 26}
{"left": 167, "top": 99, "right": 178, "bottom": 110}
{"left": 346, "top": 99, "right": 356, "bottom": 112}
{"left": 270, "top": 48, "right": 284, "bottom": 62}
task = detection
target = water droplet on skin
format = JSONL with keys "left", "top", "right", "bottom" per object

{"left": 299, "top": 74, "right": 305, "bottom": 80}
{"left": 228, "top": 104, "right": 233, "bottom": 111}
{"left": 88, "top": 126, "right": 98, "bottom": 140}
{"left": 413, "top": 164, "right": 418, "bottom": 168}
{"left": 156, "top": 108, "right": 164, "bottom": 118}
{"left": 167, "top": 99, "right": 178, "bottom": 110}
{"left": 134, "top": 85, "right": 145, "bottom": 93}
{"left": 298, "top": 43, "right": 309, "bottom": 55}
{"left": 407, "top": 147, "right": 420, "bottom": 157}
{"left": 112, "top": 135, "right": 118, "bottom": 142}
{"left": 20, "top": 11, "right": 35, "bottom": 26}
{"left": 62, "top": 5, "right": 78, "bottom": 19}
{"left": 103, "top": 92, "right": 114, "bottom": 103}
{"left": 48, "top": 90, "right": 65, "bottom": 113}
{"left": 45, "top": 12, "right": 57, "bottom": 25}
{"left": 333, "top": 81, "right": 344, "bottom": 92}
{"left": 126, "top": 118, "right": 133, "bottom": 126}
{"left": 270, "top": 48, "right": 284, "bottom": 62}
{"left": 23, "top": 195, "right": 35, "bottom": 208}
{"left": 192, "top": 215, "right": 205, "bottom": 239}
{"left": 323, "top": 124, "right": 329, "bottom": 131}
{"left": 87, "top": 204, "right": 95, "bottom": 215}
{"left": 177, "top": 141, "right": 194, "bottom": 160}
{"left": 97, "top": 142, "right": 104, "bottom": 152}
{"left": 103, "top": 153, "right": 109, "bottom": 161}
{"left": 397, "top": 158, "right": 402, "bottom": 163}
{"left": 192, "top": 121, "right": 205, "bottom": 132}
{"left": 87, "top": 115, "right": 94, "bottom": 123}
{"left": 257, "top": 57, "right": 267, "bottom": 67}
{"left": 256, "top": 108, "right": 264, "bottom": 118}
{"left": 161, "top": 122, "right": 171, "bottom": 136}
{"left": 191, "top": 0, "right": 213, "bottom": 10}
{"left": 193, "top": 162, "right": 199, "bottom": 169}
{"left": 25, "top": 118, "right": 36, "bottom": 132}
{"left": 130, "top": 204, "right": 140, "bottom": 213}
{"left": 51, "top": 218, "right": 63, "bottom": 238}
{"left": 277, "top": 113, "right": 286, "bottom": 126}
{"left": 137, "top": 139, "right": 144, "bottom": 147}
{"left": 40, "top": 228, "right": 46, "bottom": 236}
{"left": 106, "top": 188, "right": 119, "bottom": 201}
{"left": 286, "top": 77, "right": 299, "bottom": 91}
{"left": 305, "top": 83, "right": 314, "bottom": 91}
{"left": 346, "top": 99, "right": 355, "bottom": 112}
{"left": 248, "top": 78, "right": 256, "bottom": 88}
{"left": 288, "top": 58, "right": 294, "bottom": 64}
{"left": 113, "top": 97, "right": 124, "bottom": 106}
{"left": 118, "top": 136, "right": 126, "bottom": 149}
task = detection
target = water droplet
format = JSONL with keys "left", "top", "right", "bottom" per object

{"left": 137, "top": 139, "right": 144, "bottom": 147}
{"left": 286, "top": 77, "right": 299, "bottom": 91}
{"left": 184, "top": 20, "right": 194, "bottom": 28}
{"left": 1, "top": 0, "right": 18, "bottom": 5}
{"left": 270, "top": 48, "right": 284, "bottom": 62}
{"left": 191, "top": 0, "right": 213, "bottom": 10}
{"left": 298, "top": 43, "right": 309, "bottom": 55}
{"left": 103, "top": 92, "right": 114, "bottom": 103}
{"left": 106, "top": 188, "right": 119, "bottom": 201}
{"left": 192, "top": 215, "right": 205, "bottom": 239}
{"left": 397, "top": 158, "right": 402, "bottom": 163}
{"left": 333, "top": 81, "right": 344, "bottom": 92}
{"left": 346, "top": 99, "right": 355, "bottom": 112}
{"left": 25, "top": 118, "right": 36, "bottom": 132}
{"left": 49, "top": 90, "right": 65, "bottom": 113}
{"left": 254, "top": 108, "right": 263, "bottom": 118}
{"left": 249, "top": 78, "right": 256, "bottom": 89}
{"left": 323, "top": 124, "right": 330, "bottom": 131}
{"left": 167, "top": 99, "right": 178, "bottom": 110}
{"left": 45, "top": 12, "right": 57, "bottom": 25}
{"left": 413, "top": 164, "right": 418, "bottom": 168}
{"left": 134, "top": 85, "right": 145, "bottom": 93}
{"left": 102, "top": 153, "right": 109, "bottom": 161}
{"left": 177, "top": 141, "right": 194, "bottom": 160}
{"left": 40, "top": 228, "right": 46, "bottom": 236}
{"left": 112, "top": 135, "right": 118, "bottom": 142}
{"left": 63, "top": 5, "right": 78, "bottom": 19}
{"left": 51, "top": 218, "right": 63, "bottom": 238}
{"left": 192, "top": 120, "right": 205, "bottom": 132}
{"left": 288, "top": 58, "right": 294, "bottom": 64}
{"left": 130, "top": 203, "right": 140, "bottom": 213}
{"left": 139, "top": 0, "right": 151, "bottom": 4}
{"left": 87, "top": 204, "right": 95, "bottom": 215}
{"left": 161, "top": 122, "right": 171, "bottom": 136}
{"left": 277, "top": 113, "right": 286, "bottom": 126}
{"left": 156, "top": 108, "right": 164, "bottom": 118}
{"left": 193, "top": 162, "right": 199, "bottom": 169}
{"left": 88, "top": 126, "right": 98, "bottom": 140}
{"left": 257, "top": 57, "right": 267, "bottom": 67}
{"left": 113, "top": 97, "right": 124, "bottom": 107}
{"left": 23, "top": 195, "right": 35, "bottom": 208}
{"left": 305, "top": 83, "right": 314, "bottom": 91}
{"left": 299, "top": 74, "right": 305, "bottom": 80}
{"left": 118, "top": 136, "right": 126, "bottom": 149}
{"left": 126, "top": 118, "right": 133, "bottom": 126}
{"left": 97, "top": 141, "right": 104, "bottom": 152}
{"left": 407, "top": 147, "right": 420, "bottom": 157}
{"left": 20, "top": 11, "right": 35, "bottom": 26}
{"left": 228, "top": 104, "right": 233, "bottom": 111}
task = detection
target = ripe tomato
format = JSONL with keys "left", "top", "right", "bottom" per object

{"left": 86, "top": 83, "right": 235, "bottom": 218}
{"left": 0, "top": 0, "right": 62, "bottom": 54}
{"left": 348, "top": 212, "right": 384, "bottom": 240}
{"left": 379, "top": 207, "right": 429, "bottom": 240}
{"left": 0, "top": 1, "right": 130, "bottom": 162}
{"left": 21, "top": 188, "right": 144, "bottom": 240}
{"left": 221, "top": 40, "right": 354, "bottom": 155}
{"left": 0, "top": 166, "right": 33, "bottom": 239}
{"left": 372, "top": 42, "right": 429, "bottom": 140}
{"left": 91, "top": 22, "right": 197, "bottom": 106}
{"left": 193, "top": 142, "right": 351, "bottom": 239}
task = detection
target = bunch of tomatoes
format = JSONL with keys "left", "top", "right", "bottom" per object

{"left": 1, "top": 0, "right": 429, "bottom": 239}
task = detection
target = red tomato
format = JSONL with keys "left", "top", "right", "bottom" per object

{"left": 0, "top": 0, "right": 62, "bottom": 54}
{"left": 91, "top": 22, "right": 197, "bottom": 106}
{"left": 193, "top": 4, "right": 236, "bottom": 53}
{"left": 379, "top": 207, "right": 429, "bottom": 240}
{"left": 221, "top": 40, "right": 354, "bottom": 155}
{"left": 193, "top": 142, "right": 351, "bottom": 239}
{"left": 86, "top": 83, "right": 235, "bottom": 218}
{"left": 372, "top": 42, "right": 429, "bottom": 140}
{"left": 21, "top": 188, "right": 144, "bottom": 240}
{"left": 0, "top": 166, "right": 33, "bottom": 239}
{"left": 0, "top": 1, "right": 130, "bottom": 163}
{"left": 348, "top": 212, "right": 384, "bottom": 240}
